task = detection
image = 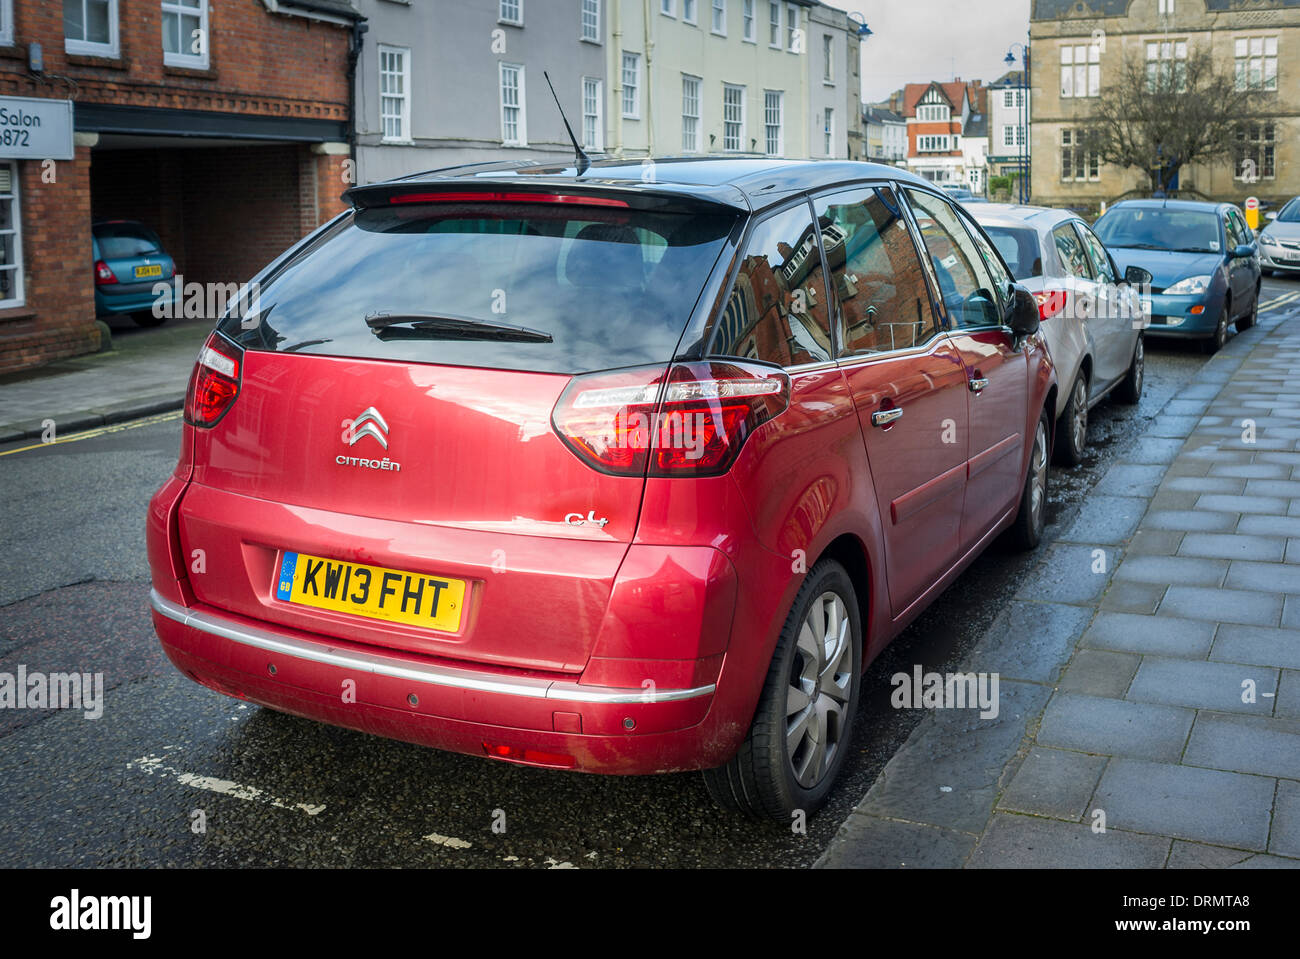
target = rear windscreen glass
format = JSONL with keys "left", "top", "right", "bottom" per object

{"left": 94, "top": 223, "right": 162, "bottom": 258}
{"left": 982, "top": 225, "right": 1041, "bottom": 280}
{"left": 219, "top": 203, "right": 737, "bottom": 375}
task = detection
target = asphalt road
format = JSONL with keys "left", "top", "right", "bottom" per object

{"left": 1, "top": 276, "right": 1296, "bottom": 868}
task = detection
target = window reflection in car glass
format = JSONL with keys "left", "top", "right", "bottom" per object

{"left": 905, "top": 189, "right": 1001, "bottom": 329}
{"left": 814, "top": 185, "right": 938, "bottom": 355}
{"left": 712, "top": 203, "right": 833, "bottom": 366}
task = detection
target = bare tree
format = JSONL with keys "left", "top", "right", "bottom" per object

{"left": 1078, "top": 43, "right": 1260, "bottom": 196}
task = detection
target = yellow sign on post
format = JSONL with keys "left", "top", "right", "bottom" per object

{"left": 1245, "top": 196, "right": 1260, "bottom": 230}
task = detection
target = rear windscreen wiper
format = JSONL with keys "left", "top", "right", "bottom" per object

{"left": 365, "top": 312, "right": 553, "bottom": 344}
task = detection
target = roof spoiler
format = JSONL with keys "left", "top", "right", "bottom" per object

{"left": 344, "top": 180, "right": 750, "bottom": 214}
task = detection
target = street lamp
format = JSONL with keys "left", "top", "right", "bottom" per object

{"left": 1005, "top": 42, "right": 1030, "bottom": 203}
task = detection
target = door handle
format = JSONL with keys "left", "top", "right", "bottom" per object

{"left": 969, "top": 376, "right": 989, "bottom": 393}
{"left": 871, "top": 407, "right": 903, "bottom": 427}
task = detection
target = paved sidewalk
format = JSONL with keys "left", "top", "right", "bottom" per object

{"left": 0, "top": 320, "right": 208, "bottom": 443}
{"left": 820, "top": 310, "right": 1300, "bottom": 869}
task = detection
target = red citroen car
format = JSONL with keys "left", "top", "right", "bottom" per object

{"left": 148, "top": 158, "right": 1054, "bottom": 819}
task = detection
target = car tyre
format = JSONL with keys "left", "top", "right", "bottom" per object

{"left": 1053, "top": 373, "right": 1088, "bottom": 466}
{"left": 1202, "top": 299, "right": 1229, "bottom": 354}
{"left": 1115, "top": 334, "right": 1143, "bottom": 405}
{"left": 702, "top": 559, "right": 861, "bottom": 821}
{"left": 1005, "top": 407, "right": 1050, "bottom": 551}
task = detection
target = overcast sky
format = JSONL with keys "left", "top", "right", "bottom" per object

{"left": 826, "top": 0, "right": 1033, "bottom": 104}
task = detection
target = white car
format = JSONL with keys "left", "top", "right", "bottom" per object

{"left": 972, "top": 204, "right": 1145, "bottom": 465}
{"left": 1258, "top": 197, "right": 1300, "bottom": 277}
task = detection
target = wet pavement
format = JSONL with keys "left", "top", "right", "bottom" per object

{"left": 1, "top": 277, "right": 1296, "bottom": 867}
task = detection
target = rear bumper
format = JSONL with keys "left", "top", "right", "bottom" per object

{"left": 95, "top": 283, "right": 174, "bottom": 317}
{"left": 150, "top": 589, "right": 732, "bottom": 774}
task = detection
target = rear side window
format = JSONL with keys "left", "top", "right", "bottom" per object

{"left": 711, "top": 201, "right": 833, "bottom": 367}
{"left": 1077, "top": 223, "right": 1116, "bottom": 284}
{"left": 1052, "top": 223, "right": 1093, "bottom": 280}
{"left": 982, "top": 225, "right": 1041, "bottom": 281}
{"left": 94, "top": 222, "right": 162, "bottom": 258}
{"left": 813, "top": 185, "right": 939, "bottom": 355}
{"left": 219, "top": 202, "right": 736, "bottom": 376}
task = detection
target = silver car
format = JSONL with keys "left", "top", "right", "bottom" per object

{"left": 971, "top": 204, "right": 1144, "bottom": 465}
{"left": 1259, "top": 197, "right": 1300, "bottom": 277}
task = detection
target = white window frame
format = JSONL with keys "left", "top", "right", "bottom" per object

{"left": 378, "top": 44, "right": 412, "bottom": 143}
{"left": 822, "top": 34, "right": 833, "bottom": 82}
{"left": 1158, "top": 0, "right": 1174, "bottom": 13}
{"left": 661, "top": 0, "right": 676, "bottom": 17}
{"left": 1060, "top": 43, "right": 1101, "bottom": 99}
{"left": 0, "top": 162, "right": 23, "bottom": 309}
{"left": 683, "top": 0, "right": 698, "bottom": 25}
{"left": 1234, "top": 36, "right": 1278, "bottom": 92}
{"left": 823, "top": 107, "right": 834, "bottom": 156}
{"left": 161, "top": 0, "right": 209, "bottom": 69}
{"left": 500, "top": 62, "right": 527, "bottom": 146}
{"left": 764, "top": 89, "right": 783, "bottom": 157}
{"left": 711, "top": 0, "right": 727, "bottom": 36}
{"left": 786, "top": 3, "right": 799, "bottom": 52}
{"left": 723, "top": 83, "right": 746, "bottom": 151}
{"left": 499, "top": 0, "right": 522, "bottom": 26}
{"left": 917, "top": 104, "right": 950, "bottom": 122}
{"left": 0, "top": 0, "right": 12, "bottom": 46}
{"left": 64, "top": 0, "right": 120, "bottom": 58}
{"left": 582, "top": 76, "right": 604, "bottom": 151}
{"left": 581, "top": 0, "right": 600, "bottom": 43}
{"left": 682, "top": 74, "right": 701, "bottom": 152}
{"left": 742, "top": 0, "right": 755, "bottom": 42}
{"left": 621, "top": 52, "right": 641, "bottom": 119}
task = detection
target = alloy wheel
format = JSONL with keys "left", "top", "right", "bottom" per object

{"left": 786, "top": 591, "right": 853, "bottom": 789}
{"left": 1070, "top": 377, "right": 1088, "bottom": 455}
{"left": 1030, "top": 418, "right": 1048, "bottom": 531}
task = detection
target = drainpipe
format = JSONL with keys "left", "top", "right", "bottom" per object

{"left": 643, "top": 0, "right": 653, "bottom": 156}
{"left": 347, "top": 20, "right": 368, "bottom": 181}
{"left": 613, "top": 0, "right": 623, "bottom": 157}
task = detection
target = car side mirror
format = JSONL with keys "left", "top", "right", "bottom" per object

{"left": 1232, "top": 244, "right": 1255, "bottom": 259}
{"left": 1009, "top": 285, "right": 1039, "bottom": 339}
{"left": 1124, "top": 265, "right": 1153, "bottom": 286}
{"left": 1266, "top": 211, "right": 1278, "bottom": 221}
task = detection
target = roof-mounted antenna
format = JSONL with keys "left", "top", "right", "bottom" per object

{"left": 543, "top": 70, "right": 590, "bottom": 176}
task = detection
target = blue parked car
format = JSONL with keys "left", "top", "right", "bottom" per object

{"left": 92, "top": 220, "right": 177, "bottom": 327}
{"left": 1092, "top": 199, "right": 1261, "bottom": 354}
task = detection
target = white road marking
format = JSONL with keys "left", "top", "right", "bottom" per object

{"left": 128, "top": 755, "right": 326, "bottom": 816}
{"left": 1261, "top": 291, "right": 1300, "bottom": 313}
{"left": 423, "top": 832, "right": 473, "bottom": 850}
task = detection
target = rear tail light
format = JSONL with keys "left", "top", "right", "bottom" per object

{"left": 1033, "top": 290, "right": 1068, "bottom": 320}
{"left": 94, "top": 260, "right": 117, "bottom": 285}
{"left": 483, "top": 743, "right": 576, "bottom": 768}
{"left": 184, "top": 333, "right": 243, "bottom": 428}
{"left": 552, "top": 360, "right": 790, "bottom": 477}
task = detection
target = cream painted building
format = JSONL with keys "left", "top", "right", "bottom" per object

{"left": 1030, "top": 0, "right": 1300, "bottom": 210}
{"left": 606, "top": 0, "right": 857, "bottom": 159}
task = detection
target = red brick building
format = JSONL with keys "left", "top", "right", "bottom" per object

{"left": 0, "top": 0, "right": 362, "bottom": 373}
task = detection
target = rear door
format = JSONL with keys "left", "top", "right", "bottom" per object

{"left": 181, "top": 194, "right": 737, "bottom": 673}
{"left": 813, "top": 183, "right": 969, "bottom": 616}
{"left": 903, "top": 188, "right": 1028, "bottom": 551}
{"left": 1075, "top": 219, "right": 1131, "bottom": 389}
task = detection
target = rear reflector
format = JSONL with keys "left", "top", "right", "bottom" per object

{"left": 389, "top": 191, "right": 629, "bottom": 208}
{"left": 184, "top": 333, "right": 243, "bottom": 428}
{"left": 552, "top": 360, "right": 790, "bottom": 477}
{"left": 483, "top": 743, "right": 577, "bottom": 768}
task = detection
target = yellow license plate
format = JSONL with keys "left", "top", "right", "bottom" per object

{"left": 134, "top": 264, "right": 163, "bottom": 279}
{"left": 275, "top": 551, "right": 466, "bottom": 632}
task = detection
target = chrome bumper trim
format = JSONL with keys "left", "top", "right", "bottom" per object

{"left": 149, "top": 589, "right": 715, "bottom": 705}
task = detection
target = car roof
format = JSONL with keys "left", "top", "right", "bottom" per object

{"left": 969, "top": 202, "right": 1079, "bottom": 229}
{"left": 348, "top": 156, "right": 936, "bottom": 213}
{"left": 1106, "top": 198, "right": 1231, "bottom": 214}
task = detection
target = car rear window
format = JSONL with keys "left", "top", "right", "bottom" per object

{"left": 219, "top": 203, "right": 737, "bottom": 375}
{"left": 981, "top": 225, "right": 1041, "bottom": 280}
{"left": 94, "top": 222, "right": 162, "bottom": 258}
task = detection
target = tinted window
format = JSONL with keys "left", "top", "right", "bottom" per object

{"left": 219, "top": 203, "right": 736, "bottom": 375}
{"left": 1052, "top": 223, "right": 1092, "bottom": 280}
{"left": 1077, "top": 223, "right": 1116, "bottom": 284}
{"left": 1277, "top": 198, "right": 1300, "bottom": 223}
{"left": 712, "top": 202, "right": 833, "bottom": 367}
{"left": 983, "top": 225, "right": 1041, "bottom": 281}
{"left": 905, "top": 189, "right": 1001, "bottom": 329}
{"left": 1227, "top": 209, "right": 1252, "bottom": 246}
{"left": 94, "top": 222, "right": 162, "bottom": 258}
{"left": 814, "top": 185, "right": 938, "bottom": 355}
{"left": 1093, "top": 208, "right": 1223, "bottom": 254}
